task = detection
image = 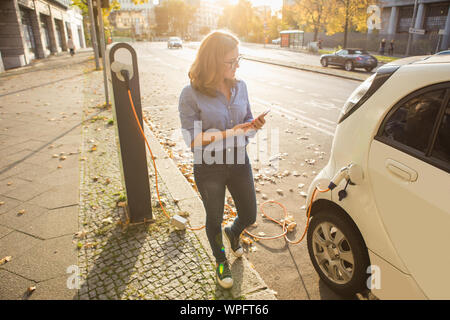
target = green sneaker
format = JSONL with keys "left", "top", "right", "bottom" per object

{"left": 216, "top": 260, "right": 233, "bottom": 289}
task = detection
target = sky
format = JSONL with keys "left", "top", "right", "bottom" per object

{"left": 212, "top": 0, "right": 283, "bottom": 12}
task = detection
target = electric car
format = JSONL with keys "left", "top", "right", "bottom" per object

{"left": 306, "top": 54, "right": 450, "bottom": 299}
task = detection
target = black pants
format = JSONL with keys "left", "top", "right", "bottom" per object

{"left": 193, "top": 148, "right": 257, "bottom": 263}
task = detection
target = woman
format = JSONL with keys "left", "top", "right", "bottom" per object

{"left": 178, "top": 30, "right": 266, "bottom": 289}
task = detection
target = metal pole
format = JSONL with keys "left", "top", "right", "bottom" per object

{"left": 405, "top": 0, "right": 419, "bottom": 56}
{"left": 87, "top": 0, "right": 100, "bottom": 70}
{"left": 96, "top": 0, "right": 109, "bottom": 105}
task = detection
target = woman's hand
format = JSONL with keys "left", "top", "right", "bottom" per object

{"left": 251, "top": 114, "right": 266, "bottom": 130}
{"left": 231, "top": 122, "right": 255, "bottom": 135}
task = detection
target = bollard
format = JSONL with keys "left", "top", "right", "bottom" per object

{"left": 106, "top": 43, "right": 152, "bottom": 223}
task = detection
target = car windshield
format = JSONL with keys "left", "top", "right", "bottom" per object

{"left": 170, "top": 37, "right": 181, "bottom": 41}
{"left": 349, "top": 50, "right": 369, "bottom": 55}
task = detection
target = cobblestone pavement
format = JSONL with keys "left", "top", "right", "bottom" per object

{"left": 76, "top": 70, "right": 236, "bottom": 300}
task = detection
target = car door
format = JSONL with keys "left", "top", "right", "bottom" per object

{"left": 368, "top": 83, "right": 450, "bottom": 299}
{"left": 336, "top": 50, "right": 348, "bottom": 66}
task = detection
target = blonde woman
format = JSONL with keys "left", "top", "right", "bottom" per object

{"left": 178, "top": 30, "right": 267, "bottom": 289}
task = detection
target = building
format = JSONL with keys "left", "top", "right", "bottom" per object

{"left": 0, "top": 0, "right": 86, "bottom": 70}
{"left": 109, "top": 0, "right": 156, "bottom": 39}
{"left": 380, "top": 0, "right": 450, "bottom": 52}
{"left": 187, "top": 0, "right": 223, "bottom": 40}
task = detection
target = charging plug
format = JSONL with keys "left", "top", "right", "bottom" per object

{"left": 171, "top": 215, "right": 188, "bottom": 230}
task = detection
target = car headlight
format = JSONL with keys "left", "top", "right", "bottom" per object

{"left": 339, "top": 74, "right": 375, "bottom": 120}
{"left": 338, "top": 65, "right": 400, "bottom": 123}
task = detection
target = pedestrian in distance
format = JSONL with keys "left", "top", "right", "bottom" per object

{"left": 67, "top": 36, "right": 75, "bottom": 56}
{"left": 388, "top": 39, "right": 395, "bottom": 56}
{"left": 379, "top": 38, "right": 386, "bottom": 55}
{"left": 178, "top": 30, "right": 266, "bottom": 289}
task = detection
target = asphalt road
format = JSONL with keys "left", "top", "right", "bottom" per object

{"left": 130, "top": 42, "right": 362, "bottom": 300}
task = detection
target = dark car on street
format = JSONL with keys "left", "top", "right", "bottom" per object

{"left": 320, "top": 48, "right": 378, "bottom": 72}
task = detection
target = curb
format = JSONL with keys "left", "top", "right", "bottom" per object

{"left": 142, "top": 115, "right": 277, "bottom": 300}
{"left": 242, "top": 56, "right": 368, "bottom": 82}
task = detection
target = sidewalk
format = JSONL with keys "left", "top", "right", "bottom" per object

{"left": 0, "top": 50, "right": 276, "bottom": 300}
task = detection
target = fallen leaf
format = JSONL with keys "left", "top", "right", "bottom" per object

{"left": 75, "top": 230, "right": 87, "bottom": 239}
{"left": 0, "top": 201, "right": 4, "bottom": 206}
{"left": 7, "top": 181, "right": 12, "bottom": 186}
{"left": 27, "top": 286, "right": 36, "bottom": 294}
{"left": 117, "top": 201, "right": 126, "bottom": 208}
{"left": 0, "top": 256, "right": 12, "bottom": 265}
{"left": 17, "top": 209, "right": 26, "bottom": 215}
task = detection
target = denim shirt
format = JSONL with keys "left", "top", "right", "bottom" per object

{"left": 178, "top": 80, "right": 256, "bottom": 154}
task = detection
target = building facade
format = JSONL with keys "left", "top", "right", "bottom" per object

{"left": 187, "top": 0, "right": 223, "bottom": 40}
{"left": 380, "top": 0, "right": 450, "bottom": 52}
{"left": 109, "top": 0, "right": 155, "bottom": 38}
{"left": 0, "top": 0, "right": 86, "bottom": 70}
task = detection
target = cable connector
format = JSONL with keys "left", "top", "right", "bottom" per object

{"left": 171, "top": 214, "right": 188, "bottom": 230}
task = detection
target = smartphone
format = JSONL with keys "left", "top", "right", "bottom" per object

{"left": 260, "top": 108, "right": 271, "bottom": 117}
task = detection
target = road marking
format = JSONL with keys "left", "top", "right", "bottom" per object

{"left": 331, "top": 98, "right": 346, "bottom": 104}
{"left": 319, "top": 117, "right": 337, "bottom": 125}
{"left": 252, "top": 97, "right": 335, "bottom": 136}
{"left": 295, "top": 88, "right": 305, "bottom": 93}
{"left": 284, "top": 86, "right": 293, "bottom": 90}
{"left": 268, "top": 82, "right": 280, "bottom": 86}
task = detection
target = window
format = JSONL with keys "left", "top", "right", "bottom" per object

{"left": 381, "top": 89, "right": 445, "bottom": 153}
{"left": 431, "top": 102, "right": 450, "bottom": 163}
{"left": 377, "top": 84, "right": 450, "bottom": 172}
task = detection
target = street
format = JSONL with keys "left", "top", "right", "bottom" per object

{"left": 133, "top": 41, "right": 361, "bottom": 300}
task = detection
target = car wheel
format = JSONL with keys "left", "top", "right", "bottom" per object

{"left": 365, "top": 67, "right": 374, "bottom": 72}
{"left": 344, "top": 60, "right": 354, "bottom": 71}
{"left": 321, "top": 58, "right": 328, "bottom": 67}
{"left": 307, "top": 209, "right": 370, "bottom": 297}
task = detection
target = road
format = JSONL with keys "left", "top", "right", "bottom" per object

{"left": 129, "top": 42, "right": 362, "bottom": 299}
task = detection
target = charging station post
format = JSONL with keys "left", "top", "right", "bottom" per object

{"left": 106, "top": 43, "right": 152, "bottom": 223}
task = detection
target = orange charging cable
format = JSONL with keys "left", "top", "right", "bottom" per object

{"left": 126, "top": 89, "right": 330, "bottom": 240}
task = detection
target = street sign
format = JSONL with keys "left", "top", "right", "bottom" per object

{"left": 409, "top": 27, "right": 425, "bottom": 35}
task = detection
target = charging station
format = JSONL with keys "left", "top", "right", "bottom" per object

{"left": 106, "top": 43, "right": 152, "bottom": 223}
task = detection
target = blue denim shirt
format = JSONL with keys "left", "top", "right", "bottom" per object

{"left": 178, "top": 80, "right": 256, "bottom": 154}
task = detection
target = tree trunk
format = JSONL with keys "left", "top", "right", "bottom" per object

{"left": 343, "top": 0, "right": 349, "bottom": 48}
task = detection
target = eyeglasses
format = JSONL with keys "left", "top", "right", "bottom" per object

{"left": 224, "top": 55, "right": 242, "bottom": 69}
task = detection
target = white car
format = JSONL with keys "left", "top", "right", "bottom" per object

{"left": 305, "top": 54, "right": 450, "bottom": 299}
{"left": 167, "top": 37, "right": 182, "bottom": 49}
{"left": 272, "top": 37, "right": 281, "bottom": 45}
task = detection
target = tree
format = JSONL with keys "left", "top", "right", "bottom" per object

{"left": 218, "top": 0, "right": 266, "bottom": 42}
{"left": 326, "top": 0, "right": 374, "bottom": 48}
{"left": 291, "top": 0, "right": 333, "bottom": 41}
{"left": 72, "top": 0, "right": 120, "bottom": 52}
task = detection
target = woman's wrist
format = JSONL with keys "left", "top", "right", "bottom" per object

{"left": 223, "top": 128, "right": 234, "bottom": 139}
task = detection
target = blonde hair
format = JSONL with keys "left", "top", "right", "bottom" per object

{"left": 189, "top": 30, "right": 239, "bottom": 97}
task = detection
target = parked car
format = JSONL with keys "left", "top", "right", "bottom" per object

{"left": 305, "top": 53, "right": 450, "bottom": 299}
{"left": 320, "top": 48, "right": 378, "bottom": 72}
{"left": 272, "top": 37, "right": 281, "bottom": 45}
{"left": 434, "top": 50, "right": 450, "bottom": 55}
{"left": 168, "top": 37, "right": 182, "bottom": 49}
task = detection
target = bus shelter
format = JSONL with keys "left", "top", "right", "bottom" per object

{"left": 280, "top": 30, "right": 304, "bottom": 48}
